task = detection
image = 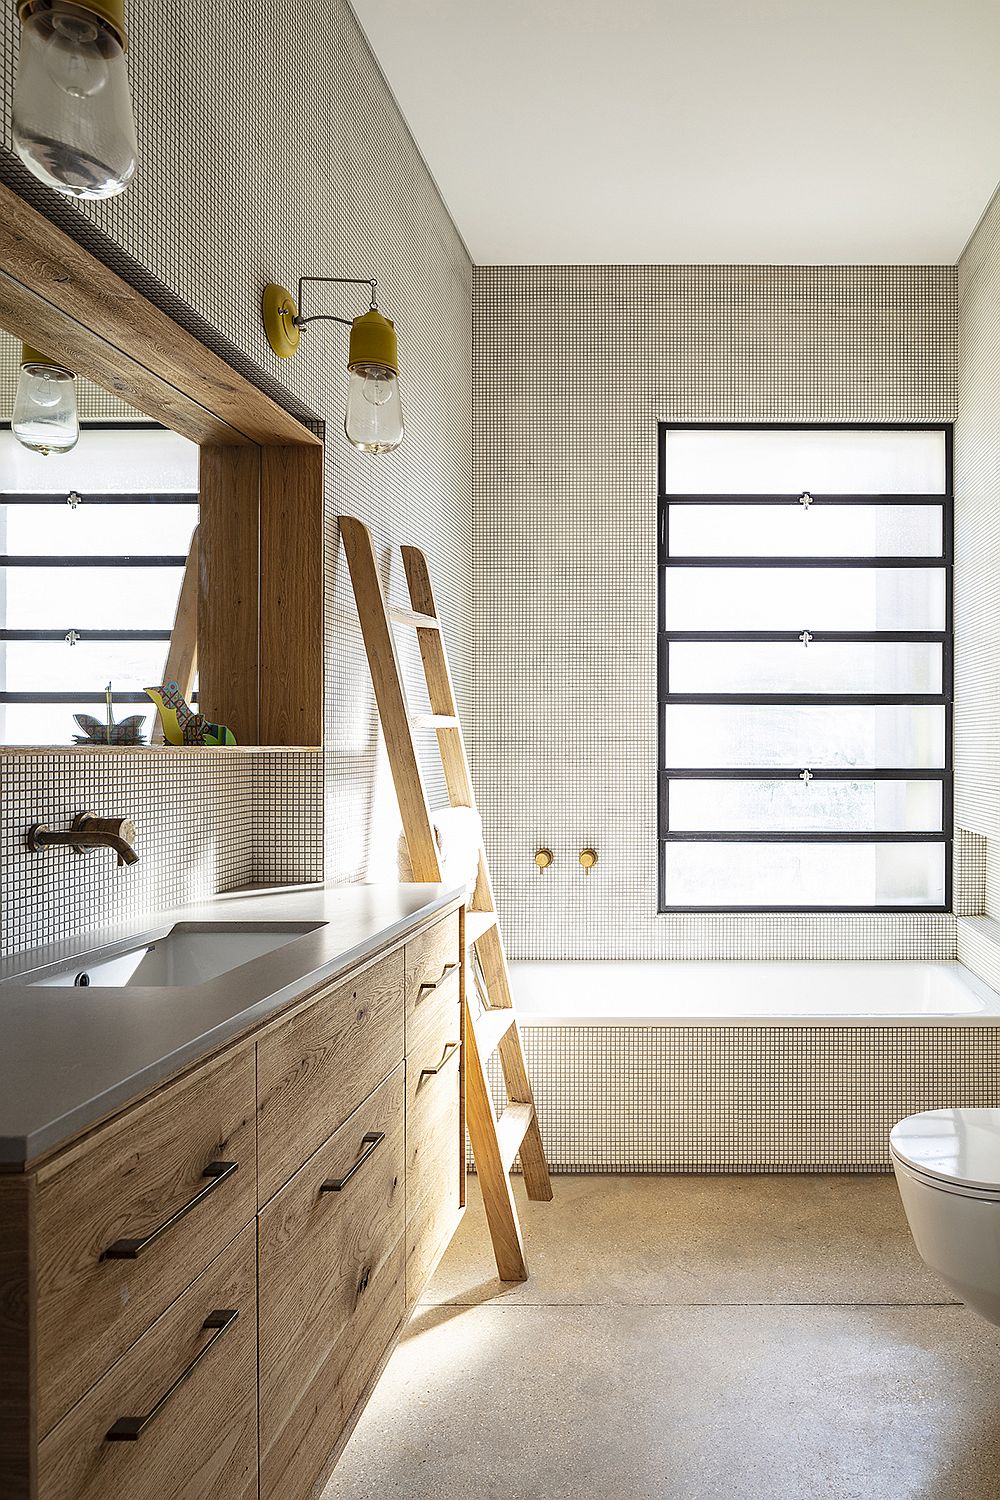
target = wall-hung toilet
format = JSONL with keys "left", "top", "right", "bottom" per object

{"left": 890, "top": 1108, "right": 1000, "bottom": 1327}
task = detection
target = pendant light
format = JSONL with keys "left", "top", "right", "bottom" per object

{"left": 12, "top": 0, "right": 139, "bottom": 199}
{"left": 12, "top": 346, "right": 79, "bottom": 455}
{"left": 262, "top": 277, "right": 404, "bottom": 454}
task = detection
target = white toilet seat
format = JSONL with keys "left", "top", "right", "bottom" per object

{"left": 890, "top": 1149, "right": 1000, "bottom": 1202}
{"left": 890, "top": 1107, "right": 1000, "bottom": 1198}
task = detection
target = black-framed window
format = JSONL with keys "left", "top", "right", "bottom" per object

{"left": 0, "top": 422, "right": 199, "bottom": 745}
{"left": 657, "top": 423, "right": 953, "bottom": 913}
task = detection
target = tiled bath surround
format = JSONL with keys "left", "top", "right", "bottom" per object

{"left": 489, "top": 1024, "right": 1000, "bottom": 1173}
{"left": 0, "top": 1, "right": 473, "bottom": 955}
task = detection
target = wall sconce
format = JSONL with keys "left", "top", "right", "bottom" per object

{"left": 12, "top": 345, "right": 79, "bottom": 455}
{"left": 12, "top": 0, "right": 138, "bottom": 199}
{"left": 261, "top": 277, "right": 404, "bottom": 454}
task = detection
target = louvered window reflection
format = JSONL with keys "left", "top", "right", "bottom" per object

{"left": 658, "top": 425, "right": 952, "bottom": 912}
{"left": 0, "top": 425, "right": 199, "bottom": 745}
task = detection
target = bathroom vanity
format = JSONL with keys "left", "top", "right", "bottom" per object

{"left": 0, "top": 883, "right": 466, "bottom": 1500}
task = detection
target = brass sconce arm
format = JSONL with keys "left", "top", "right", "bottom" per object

{"left": 293, "top": 276, "right": 380, "bottom": 329}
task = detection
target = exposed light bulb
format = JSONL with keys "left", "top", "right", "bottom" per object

{"left": 12, "top": 351, "right": 79, "bottom": 456}
{"left": 12, "top": 0, "right": 138, "bottom": 199}
{"left": 345, "top": 363, "right": 403, "bottom": 453}
{"left": 361, "top": 368, "right": 394, "bottom": 407}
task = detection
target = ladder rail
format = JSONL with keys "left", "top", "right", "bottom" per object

{"left": 340, "top": 515, "right": 553, "bottom": 1284}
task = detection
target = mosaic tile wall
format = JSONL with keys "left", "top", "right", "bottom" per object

{"left": 0, "top": 749, "right": 323, "bottom": 955}
{"left": 955, "top": 181, "right": 1000, "bottom": 998}
{"left": 0, "top": 1, "right": 473, "bottom": 953}
{"left": 484, "top": 1023, "right": 1000, "bottom": 1173}
{"left": 471, "top": 265, "right": 963, "bottom": 959}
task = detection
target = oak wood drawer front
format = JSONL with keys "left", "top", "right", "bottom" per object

{"left": 258, "top": 1064, "right": 406, "bottom": 1500}
{"left": 406, "top": 994, "right": 462, "bottom": 1214}
{"left": 35, "top": 1046, "right": 256, "bottom": 1438}
{"left": 406, "top": 1021, "right": 462, "bottom": 1304}
{"left": 256, "top": 948, "right": 404, "bottom": 1204}
{"left": 38, "top": 1224, "right": 257, "bottom": 1500}
{"left": 404, "top": 911, "right": 461, "bottom": 1052}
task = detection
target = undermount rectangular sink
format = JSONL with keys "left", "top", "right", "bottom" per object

{"left": 28, "top": 922, "right": 326, "bottom": 989}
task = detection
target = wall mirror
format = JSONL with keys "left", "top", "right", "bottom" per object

{"left": 0, "top": 186, "right": 324, "bottom": 751}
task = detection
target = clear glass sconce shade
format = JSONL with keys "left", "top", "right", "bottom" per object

{"left": 12, "top": 360, "right": 79, "bottom": 455}
{"left": 12, "top": 3, "right": 138, "bottom": 199}
{"left": 344, "top": 364, "right": 404, "bottom": 454}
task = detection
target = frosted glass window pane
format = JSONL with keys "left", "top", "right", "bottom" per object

{"left": 668, "top": 779, "right": 942, "bottom": 832}
{"left": 667, "top": 504, "right": 942, "bottom": 557}
{"left": 668, "top": 642, "right": 942, "bottom": 694}
{"left": 0, "top": 428, "right": 199, "bottom": 493}
{"left": 4, "top": 567, "right": 184, "bottom": 629}
{"left": 663, "top": 704, "right": 945, "bottom": 768}
{"left": 663, "top": 842, "right": 945, "bottom": 907}
{"left": 663, "top": 429, "right": 946, "bottom": 495}
{"left": 2, "top": 640, "right": 171, "bottom": 694}
{"left": 662, "top": 567, "right": 945, "bottom": 631}
{"left": 0, "top": 701, "right": 157, "bottom": 746}
{"left": 2, "top": 503, "right": 197, "bottom": 556}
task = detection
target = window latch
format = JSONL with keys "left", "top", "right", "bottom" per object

{"left": 64, "top": 630, "right": 81, "bottom": 646}
{"left": 799, "top": 768, "right": 813, "bottom": 784}
{"left": 798, "top": 492, "right": 813, "bottom": 507}
{"left": 799, "top": 630, "right": 813, "bottom": 647}
{"left": 66, "top": 490, "right": 82, "bottom": 509}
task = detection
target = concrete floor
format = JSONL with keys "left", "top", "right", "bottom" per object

{"left": 325, "top": 1176, "right": 1000, "bottom": 1500}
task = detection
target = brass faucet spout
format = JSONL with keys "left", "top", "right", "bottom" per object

{"left": 26, "top": 813, "right": 139, "bottom": 867}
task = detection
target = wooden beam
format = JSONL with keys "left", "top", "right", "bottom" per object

{"left": 0, "top": 181, "right": 318, "bottom": 448}
{"left": 259, "top": 445, "right": 324, "bottom": 746}
{"left": 199, "top": 448, "right": 260, "bottom": 744}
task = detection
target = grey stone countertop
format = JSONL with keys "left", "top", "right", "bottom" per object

{"left": 0, "top": 881, "right": 464, "bottom": 1169}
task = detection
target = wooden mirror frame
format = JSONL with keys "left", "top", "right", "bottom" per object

{"left": 0, "top": 182, "right": 323, "bottom": 748}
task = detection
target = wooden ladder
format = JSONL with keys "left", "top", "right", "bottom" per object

{"left": 340, "top": 515, "right": 553, "bottom": 1281}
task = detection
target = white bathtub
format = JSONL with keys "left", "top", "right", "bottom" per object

{"left": 485, "top": 960, "right": 1000, "bottom": 1173}
{"left": 508, "top": 959, "right": 1000, "bottom": 1025}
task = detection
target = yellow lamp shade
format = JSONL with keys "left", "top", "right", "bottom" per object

{"left": 348, "top": 307, "right": 398, "bottom": 374}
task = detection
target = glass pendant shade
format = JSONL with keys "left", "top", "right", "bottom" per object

{"left": 12, "top": 0, "right": 138, "bottom": 199}
{"left": 12, "top": 349, "right": 79, "bottom": 455}
{"left": 344, "top": 307, "right": 403, "bottom": 453}
{"left": 344, "top": 364, "right": 404, "bottom": 454}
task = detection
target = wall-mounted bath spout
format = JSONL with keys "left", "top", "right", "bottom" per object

{"left": 27, "top": 812, "right": 139, "bottom": 867}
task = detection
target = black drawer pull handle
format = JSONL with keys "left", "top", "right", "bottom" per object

{"left": 420, "top": 1040, "right": 461, "bottom": 1078}
{"left": 105, "top": 1308, "right": 238, "bottom": 1441}
{"left": 320, "top": 1131, "right": 385, "bottom": 1193}
{"left": 102, "top": 1161, "right": 239, "bottom": 1261}
{"left": 417, "top": 962, "right": 459, "bottom": 996}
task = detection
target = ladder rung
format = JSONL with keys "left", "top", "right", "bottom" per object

{"left": 466, "top": 910, "right": 498, "bottom": 944}
{"left": 388, "top": 605, "right": 440, "bottom": 630}
{"left": 473, "top": 1006, "right": 517, "bottom": 1059}
{"left": 496, "top": 1103, "right": 535, "bottom": 1174}
{"left": 412, "top": 713, "right": 459, "bottom": 729}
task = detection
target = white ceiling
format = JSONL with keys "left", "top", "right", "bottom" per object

{"left": 350, "top": 0, "right": 1000, "bottom": 265}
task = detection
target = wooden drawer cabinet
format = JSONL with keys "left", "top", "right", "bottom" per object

{"left": 34, "top": 1044, "right": 256, "bottom": 1436}
{"left": 38, "top": 1224, "right": 257, "bottom": 1500}
{"left": 256, "top": 948, "right": 404, "bottom": 1204}
{"left": 3, "top": 901, "right": 465, "bottom": 1500}
{"left": 405, "top": 987, "right": 463, "bottom": 1305}
{"left": 404, "top": 911, "right": 461, "bottom": 1052}
{"left": 258, "top": 1064, "right": 406, "bottom": 1500}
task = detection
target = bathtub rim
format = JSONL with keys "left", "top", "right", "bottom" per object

{"left": 504, "top": 957, "right": 1000, "bottom": 1028}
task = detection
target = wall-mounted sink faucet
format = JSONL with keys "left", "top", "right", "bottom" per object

{"left": 27, "top": 812, "right": 139, "bottom": 867}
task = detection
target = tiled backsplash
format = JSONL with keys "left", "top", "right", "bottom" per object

{"left": 0, "top": 750, "right": 323, "bottom": 956}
